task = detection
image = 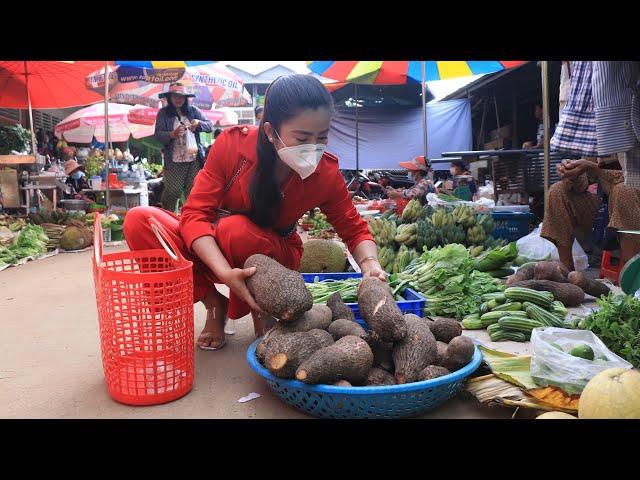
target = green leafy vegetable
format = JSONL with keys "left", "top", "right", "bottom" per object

{"left": 580, "top": 293, "right": 640, "bottom": 368}
{"left": 473, "top": 242, "right": 518, "bottom": 272}
{"left": 390, "top": 243, "right": 505, "bottom": 319}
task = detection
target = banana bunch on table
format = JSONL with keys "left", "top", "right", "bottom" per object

{"left": 378, "top": 245, "right": 397, "bottom": 272}
{"left": 431, "top": 208, "right": 454, "bottom": 228}
{"left": 368, "top": 218, "right": 397, "bottom": 246}
{"left": 466, "top": 224, "right": 487, "bottom": 245}
{"left": 394, "top": 222, "right": 417, "bottom": 247}
{"left": 401, "top": 199, "right": 423, "bottom": 223}
{"left": 452, "top": 205, "right": 477, "bottom": 228}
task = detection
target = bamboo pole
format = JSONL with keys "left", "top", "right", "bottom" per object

{"left": 355, "top": 83, "right": 359, "bottom": 172}
{"left": 23, "top": 61, "right": 37, "bottom": 157}
{"left": 421, "top": 61, "right": 428, "bottom": 159}
{"left": 541, "top": 61, "right": 551, "bottom": 203}
{"left": 104, "top": 62, "right": 111, "bottom": 207}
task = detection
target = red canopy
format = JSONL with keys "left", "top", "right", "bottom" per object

{"left": 0, "top": 61, "right": 108, "bottom": 109}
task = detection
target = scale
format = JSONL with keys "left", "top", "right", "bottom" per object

{"left": 617, "top": 230, "right": 640, "bottom": 295}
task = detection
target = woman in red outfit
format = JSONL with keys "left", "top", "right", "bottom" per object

{"left": 124, "top": 75, "right": 384, "bottom": 350}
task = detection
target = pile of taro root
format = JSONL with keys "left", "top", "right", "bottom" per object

{"left": 246, "top": 254, "right": 475, "bottom": 387}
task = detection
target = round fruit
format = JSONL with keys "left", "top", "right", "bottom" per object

{"left": 578, "top": 368, "right": 640, "bottom": 419}
{"left": 536, "top": 411, "right": 577, "bottom": 419}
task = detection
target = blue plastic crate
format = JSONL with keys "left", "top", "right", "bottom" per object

{"left": 491, "top": 212, "right": 532, "bottom": 242}
{"left": 303, "top": 272, "right": 426, "bottom": 328}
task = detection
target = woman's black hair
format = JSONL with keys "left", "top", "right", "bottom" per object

{"left": 249, "top": 74, "right": 334, "bottom": 228}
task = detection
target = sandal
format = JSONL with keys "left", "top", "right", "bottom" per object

{"left": 197, "top": 332, "right": 227, "bottom": 351}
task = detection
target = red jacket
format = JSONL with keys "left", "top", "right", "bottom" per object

{"left": 180, "top": 125, "right": 373, "bottom": 256}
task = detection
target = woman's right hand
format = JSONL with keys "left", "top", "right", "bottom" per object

{"left": 219, "top": 267, "right": 265, "bottom": 314}
{"left": 171, "top": 125, "right": 186, "bottom": 138}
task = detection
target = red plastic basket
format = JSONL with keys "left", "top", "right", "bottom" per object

{"left": 92, "top": 212, "right": 194, "bottom": 406}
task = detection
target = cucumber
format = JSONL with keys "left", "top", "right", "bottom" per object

{"left": 481, "top": 292, "right": 507, "bottom": 303}
{"left": 523, "top": 302, "right": 565, "bottom": 328}
{"left": 487, "top": 323, "right": 502, "bottom": 335}
{"left": 498, "top": 317, "right": 545, "bottom": 333}
{"left": 489, "top": 329, "right": 527, "bottom": 342}
{"left": 491, "top": 302, "right": 523, "bottom": 312}
{"left": 504, "top": 287, "right": 554, "bottom": 309}
{"left": 462, "top": 317, "right": 483, "bottom": 329}
{"left": 480, "top": 311, "right": 509, "bottom": 321}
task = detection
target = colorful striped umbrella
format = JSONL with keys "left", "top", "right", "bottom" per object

{"left": 306, "top": 61, "right": 527, "bottom": 84}
{"left": 85, "top": 62, "right": 250, "bottom": 109}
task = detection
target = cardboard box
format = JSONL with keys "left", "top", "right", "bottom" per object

{"left": 488, "top": 125, "right": 512, "bottom": 141}
{"left": 483, "top": 138, "right": 511, "bottom": 150}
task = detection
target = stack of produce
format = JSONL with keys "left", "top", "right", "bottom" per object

{"left": 0, "top": 224, "right": 48, "bottom": 266}
{"left": 41, "top": 224, "right": 66, "bottom": 250}
{"left": 369, "top": 203, "right": 506, "bottom": 273}
{"left": 59, "top": 220, "right": 93, "bottom": 251}
{"left": 248, "top": 254, "right": 475, "bottom": 388}
{"left": 390, "top": 243, "right": 506, "bottom": 319}
{"left": 378, "top": 245, "right": 397, "bottom": 272}
{"left": 462, "top": 287, "right": 569, "bottom": 342}
{"left": 368, "top": 216, "right": 397, "bottom": 246}
{"left": 505, "top": 260, "right": 608, "bottom": 304}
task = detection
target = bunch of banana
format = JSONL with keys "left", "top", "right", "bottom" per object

{"left": 378, "top": 245, "right": 397, "bottom": 272}
{"left": 431, "top": 208, "right": 454, "bottom": 229}
{"left": 452, "top": 205, "right": 476, "bottom": 228}
{"left": 441, "top": 224, "right": 466, "bottom": 245}
{"left": 468, "top": 245, "right": 485, "bottom": 258}
{"left": 476, "top": 213, "right": 495, "bottom": 235}
{"left": 401, "top": 199, "right": 423, "bottom": 222}
{"left": 416, "top": 219, "right": 439, "bottom": 252}
{"left": 394, "top": 223, "right": 417, "bottom": 246}
{"left": 369, "top": 218, "right": 397, "bottom": 246}
{"left": 466, "top": 225, "right": 487, "bottom": 245}
{"left": 422, "top": 204, "right": 435, "bottom": 220}
{"left": 392, "top": 245, "right": 415, "bottom": 274}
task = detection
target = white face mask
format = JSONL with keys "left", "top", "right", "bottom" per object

{"left": 274, "top": 130, "right": 326, "bottom": 180}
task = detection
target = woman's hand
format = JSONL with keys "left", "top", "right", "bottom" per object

{"left": 361, "top": 258, "right": 387, "bottom": 282}
{"left": 559, "top": 159, "right": 594, "bottom": 180}
{"left": 219, "top": 267, "right": 265, "bottom": 314}
{"left": 189, "top": 119, "right": 200, "bottom": 131}
{"left": 171, "top": 125, "right": 186, "bottom": 138}
{"left": 386, "top": 188, "right": 402, "bottom": 199}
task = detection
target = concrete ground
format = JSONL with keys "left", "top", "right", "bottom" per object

{"left": 1, "top": 246, "right": 519, "bottom": 419}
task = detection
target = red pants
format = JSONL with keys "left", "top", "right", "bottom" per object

{"left": 123, "top": 207, "right": 303, "bottom": 319}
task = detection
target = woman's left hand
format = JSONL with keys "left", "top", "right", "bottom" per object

{"left": 189, "top": 119, "right": 200, "bottom": 131}
{"left": 361, "top": 258, "right": 387, "bottom": 282}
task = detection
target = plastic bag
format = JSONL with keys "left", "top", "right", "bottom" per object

{"left": 530, "top": 327, "right": 633, "bottom": 395}
{"left": 185, "top": 129, "right": 198, "bottom": 159}
{"left": 516, "top": 223, "right": 589, "bottom": 270}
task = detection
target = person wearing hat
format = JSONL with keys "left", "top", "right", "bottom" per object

{"left": 63, "top": 159, "right": 90, "bottom": 197}
{"left": 387, "top": 155, "right": 434, "bottom": 204}
{"left": 437, "top": 160, "right": 478, "bottom": 201}
{"left": 155, "top": 82, "right": 213, "bottom": 211}
{"left": 255, "top": 105, "right": 264, "bottom": 123}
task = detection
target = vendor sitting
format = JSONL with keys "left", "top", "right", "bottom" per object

{"left": 541, "top": 157, "right": 640, "bottom": 271}
{"left": 63, "top": 159, "right": 90, "bottom": 198}
{"left": 386, "top": 155, "right": 434, "bottom": 204}
{"left": 438, "top": 160, "right": 477, "bottom": 201}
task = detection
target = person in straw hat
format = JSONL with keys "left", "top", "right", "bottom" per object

{"left": 155, "top": 82, "right": 213, "bottom": 211}
{"left": 63, "top": 159, "right": 90, "bottom": 197}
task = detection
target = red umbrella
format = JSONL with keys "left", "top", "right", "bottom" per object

{"left": 0, "top": 61, "right": 106, "bottom": 109}
{"left": 0, "top": 61, "right": 107, "bottom": 155}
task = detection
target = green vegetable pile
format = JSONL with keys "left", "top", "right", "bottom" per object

{"left": 0, "top": 224, "right": 48, "bottom": 266}
{"left": 142, "top": 161, "right": 163, "bottom": 177}
{"left": 389, "top": 243, "right": 505, "bottom": 319}
{"left": 0, "top": 124, "right": 33, "bottom": 154}
{"left": 579, "top": 293, "right": 640, "bottom": 368}
{"left": 367, "top": 201, "right": 508, "bottom": 275}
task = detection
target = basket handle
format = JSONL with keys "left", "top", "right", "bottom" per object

{"left": 148, "top": 216, "right": 186, "bottom": 263}
{"left": 93, "top": 211, "right": 103, "bottom": 266}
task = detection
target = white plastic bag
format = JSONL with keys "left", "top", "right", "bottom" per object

{"left": 516, "top": 223, "right": 589, "bottom": 270}
{"left": 530, "top": 327, "right": 633, "bottom": 395}
{"left": 185, "top": 129, "right": 198, "bottom": 158}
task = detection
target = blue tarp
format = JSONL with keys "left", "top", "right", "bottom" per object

{"left": 326, "top": 99, "right": 472, "bottom": 170}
